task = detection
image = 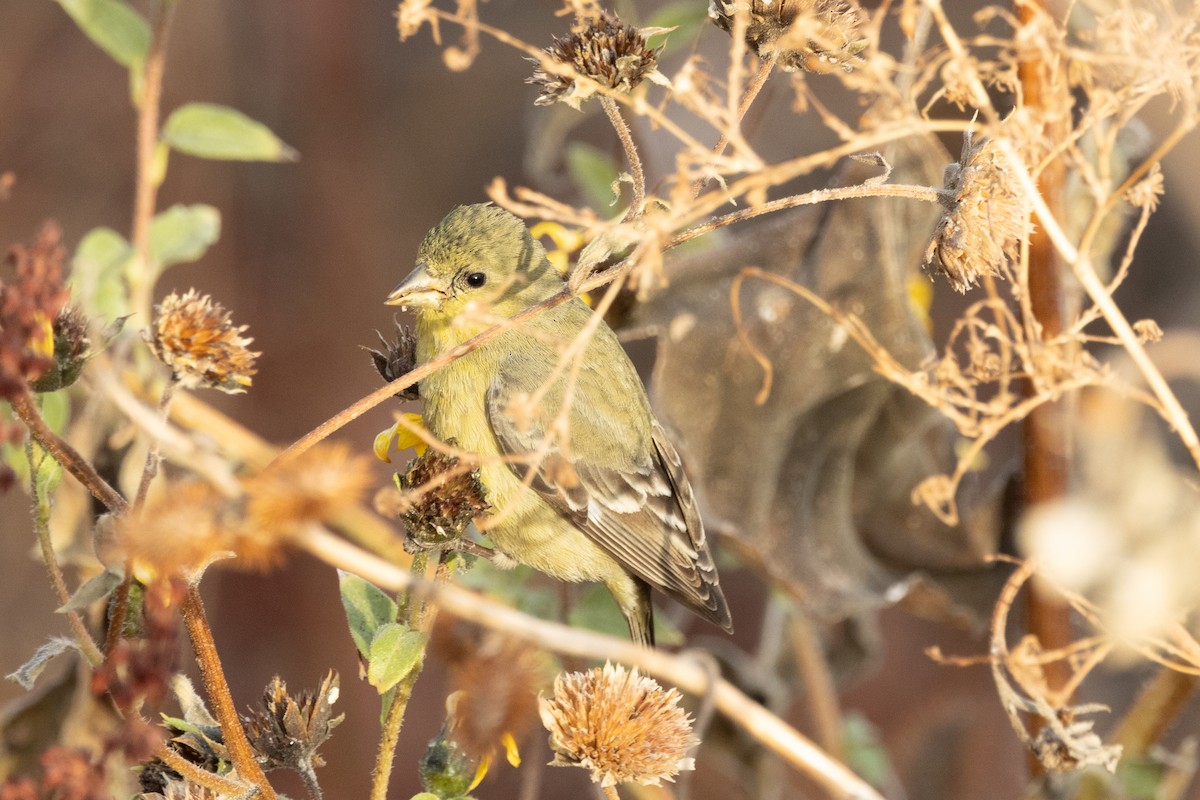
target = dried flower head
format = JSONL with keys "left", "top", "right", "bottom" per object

{"left": 529, "top": 14, "right": 663, "bottom": 109}
{"left": 924, "top": 133, "right": 1031, "bottom": 293}
{"left": 396, "top": 446, "right": 490, "bottom": 548}
{"left": 243, "top": 442, "right": 373, "bottom": 534}
{"left": 366, "top": 319, "right": 419, "bottom": 400}
{"left": 539, "top": 662, "right": 697, "bottom": 788}
{"left": 708, "top": 0, "right": 867, "bottom": 73}
{"left": 0, "top": 223, "right": 70, "bottom": 398}
{"left": 112, "top": 481, "right": 236, "bottom": 583}
{"left": 29, "top": 306, "right": 90, "bottom": 393}
{"left": 243, "top": 671, "right": 344, "bottom": 779}
{"left": 149, "top": 290, "right": 258, "bottom": 393}
{"left": 432, "top": 620, "right": 548, "bottom": 767}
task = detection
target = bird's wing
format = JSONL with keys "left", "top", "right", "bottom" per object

{"left": 486, "top": 350, "right": 731, "bottom": 630}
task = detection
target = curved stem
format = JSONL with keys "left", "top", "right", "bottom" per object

{"left": 9, "top": 389, "right": 128, "bottom": 514}
{"left": 601, "top": 96, "right": 644, "bottom": 221}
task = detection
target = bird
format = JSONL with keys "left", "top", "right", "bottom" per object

{"left": 386, "top": 203, "right": 732, "bottom": 646}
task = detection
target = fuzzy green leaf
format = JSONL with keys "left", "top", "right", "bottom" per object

{"left": 163, "top": 103, "right": 298, "bottom": 162}
{"left": 338, "top": 570, "right": 398, "bottom": 658}
{"left": 58, "top": 569, "right": 124, "bottom": 613}
{"left": 54, "top": 0, "right": 149, "bottom": 69}
{"left": 71, "top": 227, "right": 132, "bottom": 319}
{"left": 367, "top": 624, "right": 426, "bottom": 693}
{"left": 150, "top": 204, "right": 221, "bottom": 270}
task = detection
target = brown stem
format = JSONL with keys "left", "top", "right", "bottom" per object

{"left": 131, "top": 0, "right": 178, "bottom": 319}
{"left": 155, "top": 745, "right": 252, "bottom": 796}
{"left": 25, "top": 440, "right": 105, "bottom": 667}
{"left": 9, "top": 389, "right": 128, "bottom": 514}
{"left": 602, "top": 786, "right": 621, "bottom": 800}
{"left": 788, "top": 613, "right": 843, "bottom": 761}
{"left": 600, "top": 96, "right": 644, "bottom": 221}
{"left": 691, "top": 54, "right": 776, "bottom": 197}
{"left": 181, "top": 586, "right": 278, "bottom": 800}
{"left": 1016, "top": 0, "right": 1073, "bottom": 744}
{"left": 104, "top": 563, "right": 134, "bottom": 657}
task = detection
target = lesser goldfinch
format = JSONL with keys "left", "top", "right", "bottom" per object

{"left": 386, "top": 204, "right": 732, "bottom": 646}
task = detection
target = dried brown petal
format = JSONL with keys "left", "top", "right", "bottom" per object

{"left": 539, "top": 662, "right": 697, "bottom": 787}
{"left": 243, "top": 442, "right": 373, "bottom": 534}
{"left": 243, "top": 671, "right": 343, "bottom": 775}
{"left": 148, "top": 290, "right": 258, "bottom": 393}
{"left": 529, "top": 14, "right": 662, "bottom": 109}
{"left": 367, "top": 319, "right": 419, "bottom": 399}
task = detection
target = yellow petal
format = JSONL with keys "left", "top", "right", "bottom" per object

{"left": 501, "top": 731, "right": 521, "bottom": 767}
{"left": 468, "top": 754, "right": 491, "bottom": 791}
{"left": 372, "top": 413, "right": 428, "bottom": 463}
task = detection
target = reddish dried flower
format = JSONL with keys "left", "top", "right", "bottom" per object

{"left": 0, "top": 223, "right": 70, "bottom": 398}
{"left": 148, "top": 290, "right": 258, "bottom": 393}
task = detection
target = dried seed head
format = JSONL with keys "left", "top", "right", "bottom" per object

{"left": 30, "top": 306, "right": 90, "bottom": 393}
{"left": 708, "top": 0, "right": 867, "bottom": 73}
{"left": 112, "top": 481, "right": 235, "bottom": 583}
{"left": 433, "top": 620, "right": 549, "bottom": 765}
{"left": 396, "top": 447, "right": 490, "bottom": 547}
{"left": 529, "top": 14, "right": 662, "bottom": 109}
{"left": 0, "top": 222, "right": 70, "bottom": 398}
{"left": 924, "top": 133, "right": 1030, "bottom": 293}
{"left": 149, "top": 290, "right": 258, "bottom": 393}
{"left": 366, "top": 319, "right": 419, "bottom": 400}
{"left": 244, "top": 442, "right": 373, "bottom": 533}
{"left": 539, "top": 662, "right": 697, "bottom": 788}
{"left": 243, "top": 671, "right": 344, "bottom": 773}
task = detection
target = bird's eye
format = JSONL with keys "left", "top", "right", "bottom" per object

{"left": 465, "top": 272, "right": 487, "bottom": 288}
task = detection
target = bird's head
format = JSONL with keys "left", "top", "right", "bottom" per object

{"left": 386, "top": 204, "right": 560, "bottom": 321}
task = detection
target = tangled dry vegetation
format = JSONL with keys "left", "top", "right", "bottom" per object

{"left": 3, "top": 0, "right": 1200, "bottom": 799}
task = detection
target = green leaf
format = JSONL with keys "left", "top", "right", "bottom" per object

{"left": 568, "top": 584, "right": 683, "bottom": 646}
{"left": 54, "top": 0, "right": 149, "bottom": 69}
{"left": 162, "top": 103, "right": 298, "bottom": 162}
{"left": 459, "top": 562, "right": 560, "bottom": 621}
{"left": 39, "top": 391, "right": 71, "bottom": 438}
{"left": 150, "top": 204, "right": 221, "bottom": 270}
{"left": 644, "top": 1, "right": 709, "bottom": 54}
{"left": 367, "top": 623, "right": 426, "bottom": 693}
{"left": 71, "top": 227, "right": 133, "bottom": 319}
{"left": 842, "top": 711, "right": 893, "bottom": 789}
{"left": 567, "top": 142, "right": 621, "bottom": 212}
{"left": 58, "top": 569, "right": 124, "bottom": 613}
{"left": 338, "top": 570, "right": 398, "bottom": 658}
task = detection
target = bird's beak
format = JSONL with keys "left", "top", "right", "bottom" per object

{"left": 385, "top": 263, "right": 445, "bottom": 309}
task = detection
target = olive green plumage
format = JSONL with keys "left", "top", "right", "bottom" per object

{"left": 386, "top": 204, "right": 732, "bottom": 646}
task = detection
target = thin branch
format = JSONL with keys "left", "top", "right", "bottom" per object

{"left": 130, "top": 0, "right": 179, "bottom": 320}
{"left": 298, "top": 527, "right": 886, "bottom": 800}
{"left": 9, "top": 389, "right": 128, "bottom": 514}
{"left": 25, "top": 440, "right": 104, "bottom": 668}
{"left": 691, "top": 53, "right": 777, "bottom": 197}
{"left": 180, "top": 586, "right": 278, "bottom": 800}
{"left": 134, "top": 378, "right": 178, "bottom": 508}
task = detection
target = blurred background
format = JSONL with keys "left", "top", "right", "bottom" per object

{"left": 2, "top": 1, "right": 1199, "bottom": 798}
